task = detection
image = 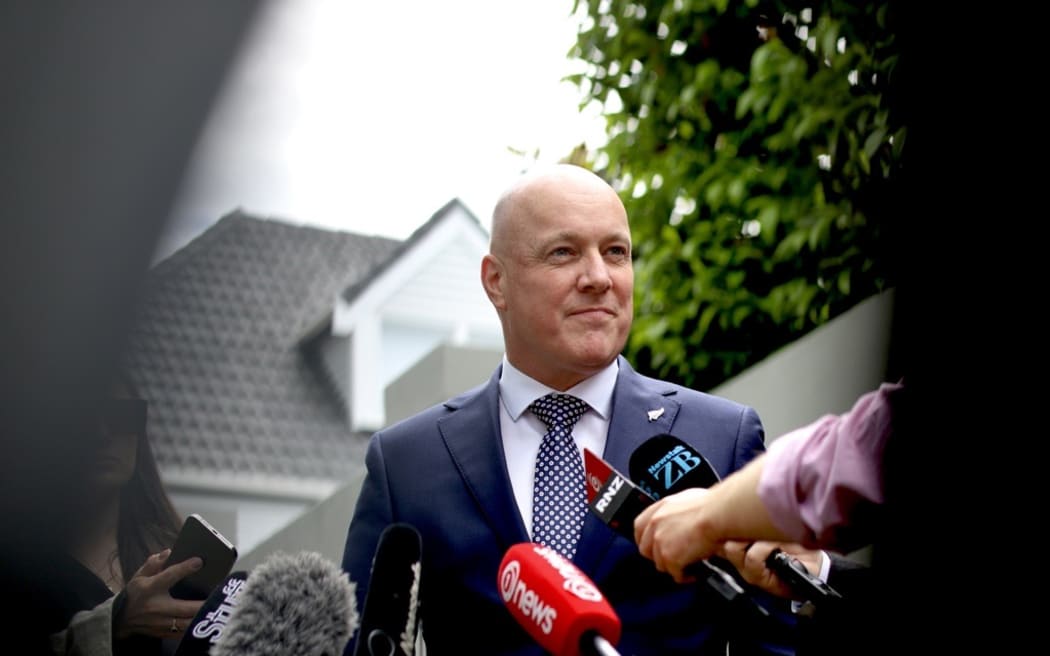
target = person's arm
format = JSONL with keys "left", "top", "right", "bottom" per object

{"left": 636, "top": 382, "right": 901, "bottom": 582}
{"left": 635, "top": 453, "right": 786, "bottom": 583}
{"left": 758, "top": 382, "right": 899, "bottom": 550}
{"left": 50, "top": 550, "right": 207, "bottom": 656}
{"left": 49, "top": 597, "right": 116, "bottom": 656}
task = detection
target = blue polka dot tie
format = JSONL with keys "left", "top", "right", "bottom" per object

{"left": 530, "top": 393, "right": 589, "bottom": 559}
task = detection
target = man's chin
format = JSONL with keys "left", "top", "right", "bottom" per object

{"left": 569, "top": 347, "right": 622, "bottom": 372}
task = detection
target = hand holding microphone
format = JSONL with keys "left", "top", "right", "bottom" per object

{"left": 631, "top": 435, "right": 842, "bottom": 605}
{"left": 584, "top": 448, "right": 766, "bottom": 617}
{"left": 498, "top": 543, "right": 621, "bottom": 656}
{"left": 634, "top": 486, "right": 727, "bottom": 583}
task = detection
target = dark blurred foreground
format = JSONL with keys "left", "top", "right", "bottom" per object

{"left": 1, "top": 3, "right": 259, "bottom": 652}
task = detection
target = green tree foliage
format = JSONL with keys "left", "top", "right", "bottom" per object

{"left": 569, "top": 0, "right": 903, "bottom": 390}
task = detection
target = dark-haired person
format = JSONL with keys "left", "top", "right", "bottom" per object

{"left": 42, "top": 373, "right": 207, "bottom": 655}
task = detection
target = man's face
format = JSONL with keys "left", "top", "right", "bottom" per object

{"left": 486, "top": 175, "right": 633, "bottom": 390}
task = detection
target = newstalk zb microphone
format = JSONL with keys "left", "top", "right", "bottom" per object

{"left": 584, "top": 448, "right": 767, "bottom": 617}
{"left": 629, "top": 434, "right": 843, "bottom": 605}
{"left": 499, "top": 542, "right": 622, "bottom": 656}
{"left": 627, "top": 433, "right": 719, "bottom": 500}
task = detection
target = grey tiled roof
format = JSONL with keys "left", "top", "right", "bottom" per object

{"left": 124, "top": 210, "right": 402, "bottom": 488}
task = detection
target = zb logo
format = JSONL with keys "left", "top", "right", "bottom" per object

{"left": 657, "top": 450, "right": 701, "bottom": 490}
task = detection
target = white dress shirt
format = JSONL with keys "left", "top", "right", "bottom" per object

{"left": 497, "top": 356, "right": 618, "bottom": 538}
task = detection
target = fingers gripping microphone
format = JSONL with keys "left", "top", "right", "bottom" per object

{"left": 629, "top": 434, "right": 842, "bottom": 606}
{"left": 173, "top": 571, "right": 249, "bottom": 656}
{"left": 209, "top": 551, "right": 358, "bottom": 656}
{"left": 499, "top": 543, "right": 622, "bottom": 656}
{"left": 584, "top": 451, "right": 764, "bottom": 616}
{"left": 353, "top": 523, "right": 422, "bottom": 656}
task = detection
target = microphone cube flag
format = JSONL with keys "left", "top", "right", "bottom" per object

{"left": 498, "top": 543, "right": 621, "bottom": 656}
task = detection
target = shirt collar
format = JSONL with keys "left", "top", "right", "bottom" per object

{"left": 498, "top": 356, "right": 618, "bottom": 421}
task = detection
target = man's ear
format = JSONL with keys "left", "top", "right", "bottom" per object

{"left": 481, "top": 254, "right": 506, "bottom": 311}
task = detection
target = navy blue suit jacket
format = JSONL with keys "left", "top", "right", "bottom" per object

{"left": 341, "top": 357, "right": 794, "bottom": 655}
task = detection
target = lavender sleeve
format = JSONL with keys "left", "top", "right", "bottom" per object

{"left": 757, "top": 382, "right": 902, "bottom": 551}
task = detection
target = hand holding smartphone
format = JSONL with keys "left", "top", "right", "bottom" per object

{"left": 167, "top": 513, "right": 238, "bottom": 600}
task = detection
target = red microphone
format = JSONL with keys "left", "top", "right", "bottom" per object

{"left": 498, "top": 543, "right": 622, "bottom": 656}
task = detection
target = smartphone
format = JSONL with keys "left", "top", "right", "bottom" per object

{"left": 167, "top": 513, "right": 238, "bottom": 600}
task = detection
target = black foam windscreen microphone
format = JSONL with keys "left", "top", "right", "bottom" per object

{"left": 628, "top": 434, "right": 842, "bottom": 605}
{"left": 352, "top": 523, "right": 422, "bottom": 656}
{"left": 499, "top": 543, "right": 622, "bottom": 656}
{"left": 173, "top": 570, "right": 249, "bottom": 656}
{"left": 209, "top": 551, "right": 358, "bottom": 656}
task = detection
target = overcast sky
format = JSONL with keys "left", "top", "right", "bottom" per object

{"left": 155, "top": 0, "right": 607, "bottom": 261}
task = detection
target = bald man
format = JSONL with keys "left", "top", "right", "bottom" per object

{"left": 340, "top": 165, "right": 798, "bottom": 655}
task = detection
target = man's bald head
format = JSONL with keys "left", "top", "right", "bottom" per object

{"left": 489, "top": 164, "right": 626, "bottom": 258}
{"left": 480, "top": 163, "right": 633, "bottom": 390}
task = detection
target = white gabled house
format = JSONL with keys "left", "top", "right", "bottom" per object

{"left": 126, "top": 199, "right": 502, "bottom": 556}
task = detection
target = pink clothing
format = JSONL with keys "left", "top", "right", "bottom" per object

{"left": 758, "top": 381, "right": 903, "bottom": 551}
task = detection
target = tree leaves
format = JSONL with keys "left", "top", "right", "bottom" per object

{"left": 571, "top": 0, "right": 902, "bottom": 390}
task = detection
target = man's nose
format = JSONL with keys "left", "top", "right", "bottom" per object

{"left": 577, "top": 251, "right": 612, "bottom": 292}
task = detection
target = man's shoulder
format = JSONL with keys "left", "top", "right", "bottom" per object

{"left": 378, "top": 377, "right": 493, "bottom": 437}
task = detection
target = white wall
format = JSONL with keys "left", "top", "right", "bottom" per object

{"left": 234, "top": 472, "right": 365, "bottom": 571}
{"left": 712, "top": 289, "right": 896, "bottom": 442}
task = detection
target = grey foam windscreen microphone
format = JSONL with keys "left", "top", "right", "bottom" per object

{"left": 211, "top": 551, "right": 358, "bottom": 656}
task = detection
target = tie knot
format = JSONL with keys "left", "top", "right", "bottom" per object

{"left": 530, "top": 393, "right": 588, "bottom": 432}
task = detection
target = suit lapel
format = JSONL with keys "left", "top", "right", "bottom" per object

{"left": 574, "top": 357, "right": 682, "bottom": 578}
{"left": 434, "top": 359, "right": 686, "bottom": 577}
{"left": 436, "top": 367, "right": 530, "bottom": 553}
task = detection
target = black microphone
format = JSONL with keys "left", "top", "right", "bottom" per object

{"left": 173, "top": 570, "right": 249, "bottom": 656}
{"left": 352, "top": 523, "right": 422, "bottom": 656}
{"left": 585, "top": 455, "right": 766, "bottom": 617}
{"left": 627, "top": 433, "right": 719, "bottom": 500}
{"left": 628, "top": 434, "right": 843, "bottom": 605}
{"left": 209, "top": 551, "right": 359, "bottom": 656}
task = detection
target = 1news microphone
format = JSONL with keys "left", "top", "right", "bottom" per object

{"left": 352, "top": 523, "right": 422, "bottom": 656}
{"left": 498, "top": 542, "right": 622, "bottom": 656}
{"left": 629, "top": 434, "right": 843, "bottom": 605}
{"left": 209, "top": 551, "right": 358, "bottom": 656}
{"left": 173, "top": 570, "right": 249, "bottom": 656}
